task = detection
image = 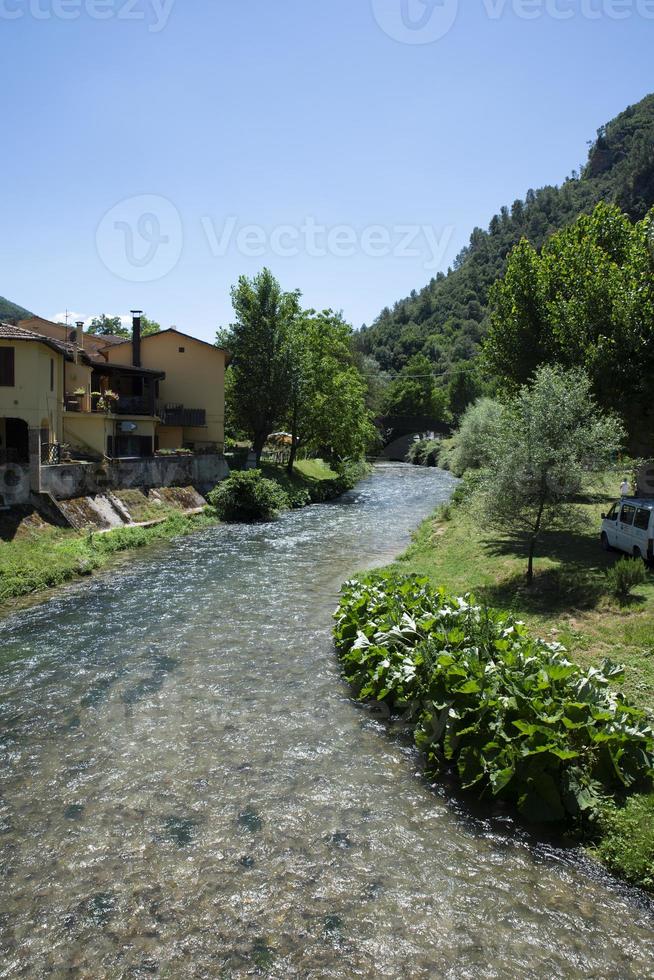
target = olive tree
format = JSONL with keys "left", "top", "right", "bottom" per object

{"left": 483, "top": 365, "right": 624, "bottom": 585}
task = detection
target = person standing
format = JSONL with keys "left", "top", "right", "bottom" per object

{"left": 620, "top": 478, "right": 630, "bottom": 497}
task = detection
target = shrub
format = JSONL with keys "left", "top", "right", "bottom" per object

{"left": 448, "top": 397, "right": 503, "bottom": 477}
{"left": 408, "top": 438, "right": 441, "bottom": 467}
{"left": 207, "top": 470, "right": 288, "bottom": 522}
{"left": 334, "top": 573, "right": 654, "bottom": 824}
{"left": 606, "top": 558, "right": 647, "bottom": 603}
{"left": 596, "top": 794, "right": 654, "bottom": 890}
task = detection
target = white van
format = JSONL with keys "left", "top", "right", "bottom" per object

{"left": 601, "top": 498, "right": 654, "bottom": 562}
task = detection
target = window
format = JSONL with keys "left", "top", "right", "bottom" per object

{"left": 606, "top": 504, "right": 619, "bottom": 521}
{"left": 620, "top": 504, "right": 636, "bottom": 526}
{"left": 50, "top": 358, "right": 54, "bottom": 392}
{"left": 178, "top": 346, "right": 185, "bottom": 353}
{"left": 0, "top": 348, "right": 15, "bottom": 387}
{"left": 634, "top": 508, "right": 652, "bottom": 532}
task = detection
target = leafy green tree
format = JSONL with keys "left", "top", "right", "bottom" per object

{"left": 88, "top": 314, "right": 128, "bottom": 336}
{"left": 485, "top": 203, "right": 654, "bottom": 447}
{"left": 482, "top": 365, "right": 624, "bottom": 585}
{"left": 140, "top": 314, "right": 161, "bottom": 336}
{"left": 447, "top": 362, "right": 485, "bottom": 418}
{"left": 285, "top": 310, "right": 375, "bottom": 472}
{"left": 382, "top": 354, "right": 449, "bottom": 419}
{"left": 219, "top": 269, "right": 301, "bottom": 463}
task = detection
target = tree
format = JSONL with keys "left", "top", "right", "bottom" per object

{"left": 220, "top": 269, "right": 301, "bottom": 463}
{"left": 87, "top": 312, "right": 160, "bottom": 337}
{"left": 285, "top": 310, "right": 375, "bottom": 472}
{"left": 140, "top": 314, "right": 161, "bottom": 336}
{"left": 482, "top": 365, "right": 624, "bottom": 585}
{"left": 485, "top": 203, "right": 654, "bottom": 447}
{"left": 448, "top": 397, "right": 502, "bottom": 477}
{"left": 447, "top": 362, "right": 484, "bottom": 418}
{"left": 382, "top": 354, "right": 449, "bottom": 419}
{"left": 88, "top": 314, "right": 128, "bottom": 336}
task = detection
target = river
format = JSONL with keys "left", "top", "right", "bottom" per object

{"left": 0, "top": 464, "right": 653, "bottom": 978}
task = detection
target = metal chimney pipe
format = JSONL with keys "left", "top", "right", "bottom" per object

{"left": 131, "top": 310, "right": 143, "bottom": 368}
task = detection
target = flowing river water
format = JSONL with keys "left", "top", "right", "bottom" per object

{"left": 1, "top": 464, "right": 653, "bottom": 978}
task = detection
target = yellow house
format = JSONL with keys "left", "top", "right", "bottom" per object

{"left": 102, "top": 327, "right": 229, "bottom": 451}
{"left": 18, "top": 316, "right": 162, "bottom": 460}
{"left": 0, "top": 322, "right": 67, "bottom": 461}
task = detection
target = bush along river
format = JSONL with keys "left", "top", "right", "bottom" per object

{"left": 0, "top": 464, "right": 653, "bottom": 978}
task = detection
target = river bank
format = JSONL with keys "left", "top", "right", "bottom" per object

{"left": 372, "top": 473, "right": 654, "bottom": 893}
{"left": 1, "top": 464, "right": 653, "bottom": 977}
{"left": 0, "top": 459, "right": 367, "bottom": 605}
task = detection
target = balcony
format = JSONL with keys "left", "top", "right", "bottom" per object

{"left": 159, "top": 405, "right": 207, "bottom": 427}
{"left": 114, "top": 396, "right": 155, "bottom": 416}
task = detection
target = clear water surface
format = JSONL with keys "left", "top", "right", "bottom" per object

{"left": 1, "top": 465, "right": 653, "bottom": 978}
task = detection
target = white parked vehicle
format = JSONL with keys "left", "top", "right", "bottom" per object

{"left": 600, "top": 498, "right": 654, "bottom": 562}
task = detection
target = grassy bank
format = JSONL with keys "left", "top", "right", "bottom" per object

{"left": 393, "top": 473, "right": 654, "bottom": 709}
{"left": 0, "top": 510, "right": 219, "bottom": 604}
{"left": 382, "top": 471, "right": 654, "bottom": 891}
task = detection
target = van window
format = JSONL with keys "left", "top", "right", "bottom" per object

{"left": 620, "top": 504, "right": 636, "bottom": 525}
{"left": 634, "top": 508, "right": 652, "bottom": 532}
{"left": 606, "top": 504, "right": 619, "bottom": 521}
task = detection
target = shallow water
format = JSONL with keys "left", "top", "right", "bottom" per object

{"left": 0, "top": 464, "right": 653, "bottom": 978}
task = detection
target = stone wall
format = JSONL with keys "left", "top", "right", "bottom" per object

{"left": 40, "top": 453, "right": 230, "bottom": 501}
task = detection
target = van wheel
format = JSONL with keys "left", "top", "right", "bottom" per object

{"left": 601, "top": 533, "right": 612, "bottom": 552}
{"left": 633, "top": 546, "right": 644, "bottom": 562}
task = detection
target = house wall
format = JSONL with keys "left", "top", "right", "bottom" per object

{"left": 65, "top": 361, "right": 93, "bottom": 401}
{"left": 104, "top": 332, "right": 226, "bottom": 448}
{"left": 18, "top": 316, "right": 72, "bottom": 346}
{"left": 0, "top": 339, "right": 63, "bottom": 442}
{"left": 157, "top": 425, "right": 184, "bottom": 450}
{"left": 63, "top": 413, "right": 157, "bottom": 458}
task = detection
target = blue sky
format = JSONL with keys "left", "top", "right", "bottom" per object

{"left": 1, "top": 0, "right": 652, "bottom": 341}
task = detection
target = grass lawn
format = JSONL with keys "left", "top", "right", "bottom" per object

{"left": 391, "top": 471, "right": 654, "bottom": 710}
{"left": 260, "top": 457, "right": 338, "bottom": 488}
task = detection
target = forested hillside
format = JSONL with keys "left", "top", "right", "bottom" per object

{"left": 357, "top": 94, "right": 654, "bottom": 389}
{"left": 0, "top": 295, "right": 33, "bottom": 323}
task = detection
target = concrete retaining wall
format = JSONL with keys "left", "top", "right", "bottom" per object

{"left": 40, "top": 453, "right": 230, "bottom": 501}
{"left": 0, "top": 464, "right": 32, "bottom": 507}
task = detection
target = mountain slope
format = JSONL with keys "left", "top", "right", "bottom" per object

{"left": 0, "top": 295, "right": 34, "bottom": 323}
{"left": 358, "top": 94, "right": 654, "bottom": 382}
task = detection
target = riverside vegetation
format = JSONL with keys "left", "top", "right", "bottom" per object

{"left": 337, "top": 361, "right": 654, "bottom": 891}
{"left": 334, "top": 487, "right": 654, "bottom": 890}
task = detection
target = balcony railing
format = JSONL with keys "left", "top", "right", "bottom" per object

{"left": 115, "top": 396, "right": 154, "bottom": 416}
{"left": 64, "top": 395, "right": 155, "bottom": 416}
{"left": 159, "top": 405, "right": 207, "bottom": 427}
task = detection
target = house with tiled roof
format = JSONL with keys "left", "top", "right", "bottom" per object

{"left": 0, "top": 312, "right": 229, "bottom": 509}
